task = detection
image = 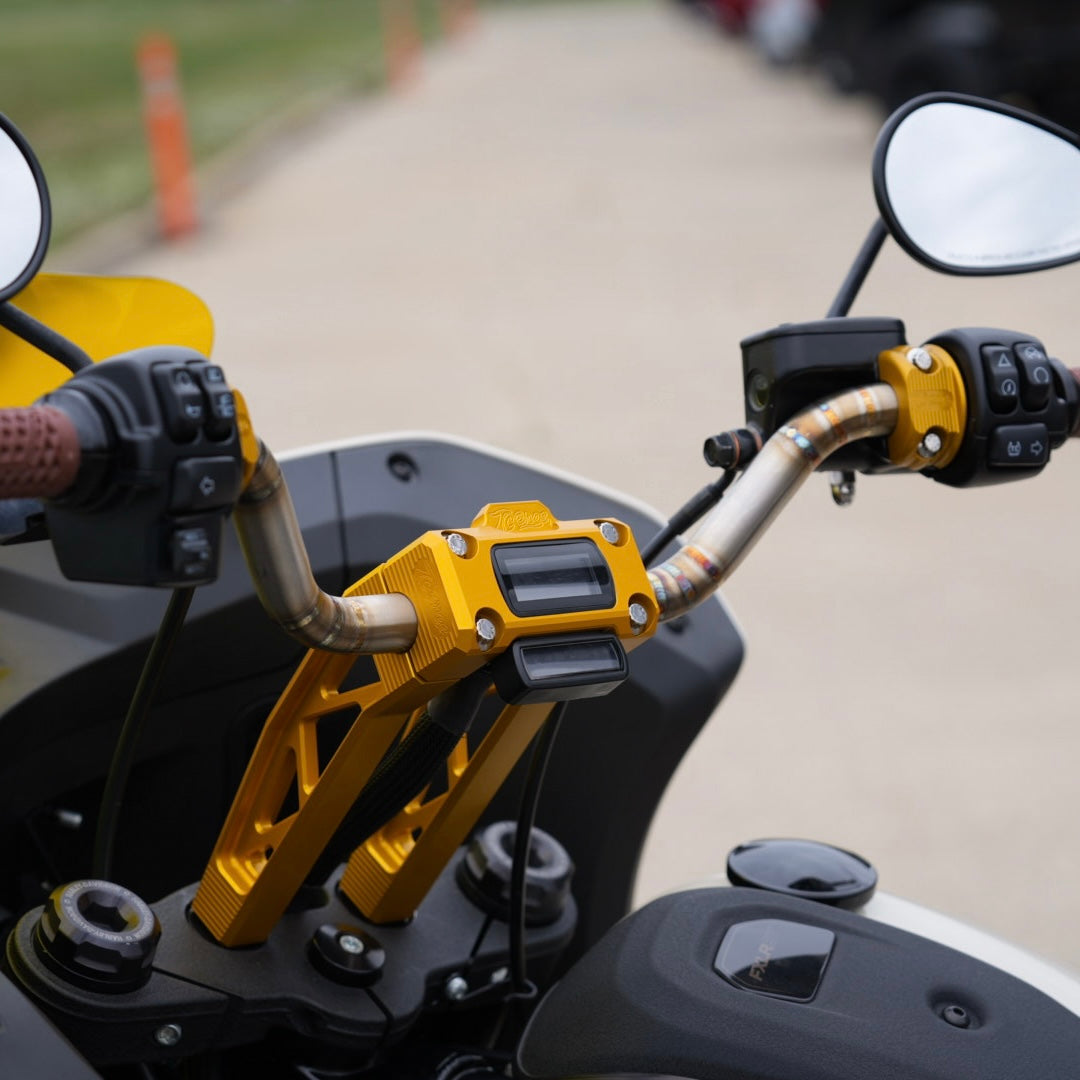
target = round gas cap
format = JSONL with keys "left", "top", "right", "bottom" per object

{"left": 726, "top": 839, "right": 877, "bottom": 909}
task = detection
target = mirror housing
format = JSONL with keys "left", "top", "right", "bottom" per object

{"left": 873, "top": 93, "right": 1080, "bottom": 276}
{"left": 0, "top": 113, "right": 50, "bottom": 303}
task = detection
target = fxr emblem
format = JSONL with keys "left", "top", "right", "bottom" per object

{"left": 748, "top": 939, "right": 775, "bottom": 982}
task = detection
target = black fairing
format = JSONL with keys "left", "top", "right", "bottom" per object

{"left": 0, "top": 436, "right": 742, "bottom": 969}
{"left": 516, "top": 887, "right": 1080, "bottom": 1080}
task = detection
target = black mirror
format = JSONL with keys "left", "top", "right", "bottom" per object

{"left": 873, "top": 93, "right": 1080, "bottom": 276}
{"left": 0, "top": 113, "right": 50, "bottom": 303}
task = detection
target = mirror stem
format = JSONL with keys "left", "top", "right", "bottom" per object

{"left": 0, "top": 300, "right": 93, "bottom": 374}
{"left": 827, "top": 218, "right": 888, "bottom": 319}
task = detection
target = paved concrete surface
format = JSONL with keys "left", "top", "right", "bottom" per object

{"left": 64, "top": 0, "right": 1080, "bottom": 967}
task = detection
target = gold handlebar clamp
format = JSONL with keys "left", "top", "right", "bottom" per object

{"left": 193, "top": 501, "right": 658, "bottom": 946}
{"left": 195, "top": 346, "right": 966, "bottom": 947}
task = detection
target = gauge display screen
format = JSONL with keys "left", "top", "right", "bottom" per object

{"left": 519, "top": 638, "right": 625, "bottom": 682}
{"left": 492, "top": 632, "right": 630, "bottom": 704}
{"left": 491, "top": 539, "right": 615, "bottom": 616}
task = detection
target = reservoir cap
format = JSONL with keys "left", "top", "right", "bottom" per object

{"left": 726, "top": 838, "right": 877, "bottom": 909}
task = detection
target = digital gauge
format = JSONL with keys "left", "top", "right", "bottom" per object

{"left": 491, "top": 538, "right": 615, "bottom": 617}
{"left": 492, "top": 632, "right": 630, "bottom": 705}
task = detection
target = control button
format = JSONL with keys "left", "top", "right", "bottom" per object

{"left": 193, "top": 367, "right": 237, "bottom": 439}
{"left": 714, "top": 919, "right": 835, "bottom": 1002}
{"left": 980, "top": 345, "right": 1019, "bottom": 414}
{"left": 989, "top": 423, "right": 1049, "bottom": 467}
{"left": 170, "top": 457, "right": 242, "bottom": 511}
{"left": 1014, "top": 342, "right": 1053, "bottom": 411}
{"left": 169, "top": 526, "right": 214, "bottom": 580}
{"left": 727, "top": 839, "right": 877, "bottom": 910}
{"left": 152, "top": 366, "right": 206, "bottom": 441}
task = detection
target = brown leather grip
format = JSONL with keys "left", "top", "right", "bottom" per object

{"left": 0, "top": 406, "right": 81, "bottom": 498}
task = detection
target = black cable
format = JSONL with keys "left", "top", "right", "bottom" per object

{"left": 92, "top": 586, "right": 195, "bottom": 881}
{"left": 0, "top": 300, "right": 93, "bottom": 373}
{"left": 303, "top": 668, "right": 491, "bottom": 888}
{"left": 639, "top": 468, "right": 736, "bottom": 565}
{"left": 303, "top": 714, "right": 461, "bottom": 886}
{"left": 509, "top": 702, "right": 566, "bottom": 997}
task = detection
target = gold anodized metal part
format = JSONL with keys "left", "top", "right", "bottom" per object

{"left": 877, "top": 344, "right": 967, "bottom": 470}
{"left": 231, "top": 389, "right": 260, "bottom": 489}
{"left": 193, "top": 500, "right": 657, "bottom": 945}
{"left": 341, "top": 698, "right": 554, "bottom": 925}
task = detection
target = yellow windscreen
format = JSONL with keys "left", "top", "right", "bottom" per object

{"left": 0, "top": 272, "right": 214, "bottom": 406}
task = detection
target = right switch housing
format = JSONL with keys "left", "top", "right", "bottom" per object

{"left": 923, "top": 328, "right": 1079, "bottom": 486}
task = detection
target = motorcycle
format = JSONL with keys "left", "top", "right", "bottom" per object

{"left": 0, "top": 90, "right": 1078, "bottom": 1077}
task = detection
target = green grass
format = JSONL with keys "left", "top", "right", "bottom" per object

{"left": 0, "top": 0, "right": 447, "bottom": 244}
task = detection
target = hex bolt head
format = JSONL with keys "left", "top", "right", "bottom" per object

{"left": 828, "top": 470, "right": 856, "bottom": 507}
{"left": 917, "top": 430, "right": 944, "bottom": 459}
{"left": 629, "top": 603, "right": 649, "bottom": 632}
{"left": 444, "top": 974, "right": 469, "bottom": 1001}
{"left": 155, "top": 1024, "right": 182, "bottom": 1048}
{"left": 309, "top": 924, "right": 385, "bottom": 987}
{"left": 907, "top": 347, "right": 933, "bottom": 372}
{"left": 476, "top": 617, "right": 497, "bottom": 649}
{"left": 446, "top": 533, "right": 468, "bottom": 557}
{"left": 54, "top": 809, "right": 84, "bottom": 830}
{"left": 598, "top": 521, "right": 619, "bottom": 544}
{"left": 338, "top": 934, "right": 364, "bottom": 955}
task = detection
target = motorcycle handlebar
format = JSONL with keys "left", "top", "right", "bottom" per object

{"left": 0, "top": 360, "right": 1074, "bottom": 645}
{"left": 648, "top": 383, "right": 901, "bottom": 619}
{"left": 0, "top": 405, "right": 81, "bottom": 499}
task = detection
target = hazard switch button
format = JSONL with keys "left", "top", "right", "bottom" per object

{"left": 988, "top": 424, "right": 1049, "bottom": 468}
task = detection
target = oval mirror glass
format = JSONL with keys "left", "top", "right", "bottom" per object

{"left": 873, "top": 94, "right": 1080, "bottom": 275}
{"left": 0, "top": 114, "right": 50, "bottom": 303}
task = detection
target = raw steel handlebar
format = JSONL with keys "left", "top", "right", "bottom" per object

{"left": 235, "top": 441, "right": 418, "bottom": 653}
{"left": 0, "top": 384, "right": 903, "bottom": 649}
{"left": 647, "top": 384, "right": 901, "bottom": 620}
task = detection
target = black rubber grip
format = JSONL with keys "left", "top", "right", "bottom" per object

{"left": 0, "top": 406, "right": 80, "bottom": 498}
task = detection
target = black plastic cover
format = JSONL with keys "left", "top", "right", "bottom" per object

{"left": 516, "top": 888, "right": 1080, "bottom": 1080}
{"left": 0, "top": 970, "right": 100, "bottom": 1079}
{"left": 741, "top": 317, "right": 904, "bottom": 471}
{"left": 726, "top": 838, "right": 877, "bottom": 909}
